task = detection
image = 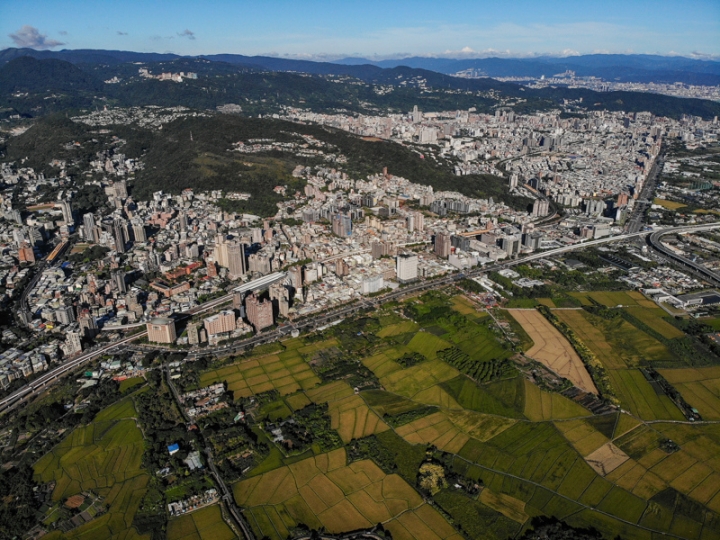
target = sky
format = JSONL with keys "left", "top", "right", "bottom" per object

{"left": 0, "top": 0, "right": 718, "bottom": 59}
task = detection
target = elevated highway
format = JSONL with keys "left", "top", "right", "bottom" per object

{"left": 647, "top": 224, "right": 720, "bottom": 287}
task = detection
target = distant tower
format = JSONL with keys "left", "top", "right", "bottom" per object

{"left": 412, "top": 105, "right": 422, "bottom": 123}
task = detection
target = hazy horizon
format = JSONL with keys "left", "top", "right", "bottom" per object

{"left": 1, "top": 0, "right": 718, "bottom": 60}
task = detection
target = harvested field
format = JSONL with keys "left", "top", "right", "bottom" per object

{"left": 586, "top": 443, "right": 631, "bottom": 476}
{"left": 234, "top": 449, "right": 450, "bottom": 540}
{"left": 507, "top": 309, "right": 597, "bottom": 393}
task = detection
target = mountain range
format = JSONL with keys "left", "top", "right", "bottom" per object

{"left": 1, "top": 48, "right": 720, "bottom": 120}
{"left": 2, "top": 48, "right": 720, "bottom": 85}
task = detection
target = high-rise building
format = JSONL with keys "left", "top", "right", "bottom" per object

{"left": 406, "top": 214, "right": 415, "bottom": 232}
{"left": 412, "top": 105, "right": 422, "bottom": 123}
{"left": 501, "top": 235, "right": 521, "bottom": 257}
{"left": 532, "top": 199, "right": 550, "bottom": 217}
{"left": 227, "top": 241, "right": 246, "bottom": 280}
{"left": 213, "top": 234, "right": 229, "bottom": 268}
{"left": 56, "top": 305, "right": 76, "bottom": 325}
{"left": 203, "top": 310, "right": 236, "bottom": 336}
{"left": 434, "top": 232, "right": 451, "bottom": 258}
{"left": 269, "top": 283, "right": 290, "bottom": 318}
{"left": 332, "top": 213, "right": 352, "bottom": 237}
{"left": 64, "top": 330, "right": 83, "bottom": 356}
{"left": 113, "top": 270, "right": 127, "bottom": 293}
{"left": 245, "top": 293, "right": 274, "bottom": 331}
{"left": 186, "top": 322, "right": 200, "bottom": 345}
{"left": 248, "top": 252, "right": 272, "bottom": 275}
{"left": 361, "top": 274, "right": 384, "bottom": 295}
{"left": 147, "top": 317, "right": 177, "bottom": 343}
{"left": 131, "top": 219, "right": 147, "bottom": 242}
{"left": 414, "top": 212, "right": 424, "bottom": 232}
{"left": 396, "top": 252, "right": 419, "bottom": 282}
{"left": 83, "top": 214, "right": 98, "bottom": 243}
{"left": 113, "top": 218, "right": 127, "bottom": 253}
{"left": 371, "top": 241, "right": 389, "bottom": 259}
{"left": 59, "top": 200, "right": 73, "bottom": 226}
{"left": 232, "top": 291, "right": 244, "bottom": 311}
{"left": 78, "top": 309, "right": 99, "bottom": 339}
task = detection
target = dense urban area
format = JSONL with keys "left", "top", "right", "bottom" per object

{"left": 1, "top": 46, "right": 720, "bottom": 540}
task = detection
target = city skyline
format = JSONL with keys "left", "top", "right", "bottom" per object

{"left": 1, "top": 0, "right": 718, "bottom": 59}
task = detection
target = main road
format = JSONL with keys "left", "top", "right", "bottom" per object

{"left": 2, "top": 223, "right": 718, "bottom": 415}
{"left": 625, "top": 156, "right": 663, "bottom": 234}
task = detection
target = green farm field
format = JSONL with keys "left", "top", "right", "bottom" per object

{"left": 554, "top": 309, "right": 674, "bottom": 368}
{"left": 658, "top": 367, "right": 720, "bottom": 420}
{"left": 32, "top": 398, "right": 150, "bottom": 540}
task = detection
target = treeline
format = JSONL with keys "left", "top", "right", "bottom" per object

{"left": 438, "top": 347, "right": 517, "bottom": 383}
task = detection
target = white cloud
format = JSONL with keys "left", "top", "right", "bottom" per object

{"left": 9, "top": 25, "right": 65, "bottom": 49}
{"left": 178, "top": 29, "right": 196, "bottom": 40}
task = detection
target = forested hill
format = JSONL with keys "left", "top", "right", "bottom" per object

{"left": 1, "top": 53, "right": 720, "bottom": 120}
{"left": 1, "top": 113, "right": 528, "bottom": 216}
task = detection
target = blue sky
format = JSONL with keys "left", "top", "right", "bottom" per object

{"left": 1, "top": 0, "right": 718, "bottom": 59}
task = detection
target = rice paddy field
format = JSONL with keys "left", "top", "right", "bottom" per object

{"left": 38, "top": 289, "right": 717, "bottom": 540}
{"left": 199, "top": 346, "right": 322, "bottom": 399}
{"left": 554, "top": 309, "right": 674, "bottom": 369}
{"left": 214, "top": 291, "right": 720, "bottom": 540}
{"left": 658, "top": 367, "right": 720, "bottom": 420}
{"left": 32, "top": 397, "right": 150, "bottom": 540}
{"left": 166, "top": 504, "right": 235, "bottom": 540}
{"left": 569, "top": 291, "right": 659, "bottom": 308}
{"left": 233, "top": 448, "right": 461, "bottom": 540}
